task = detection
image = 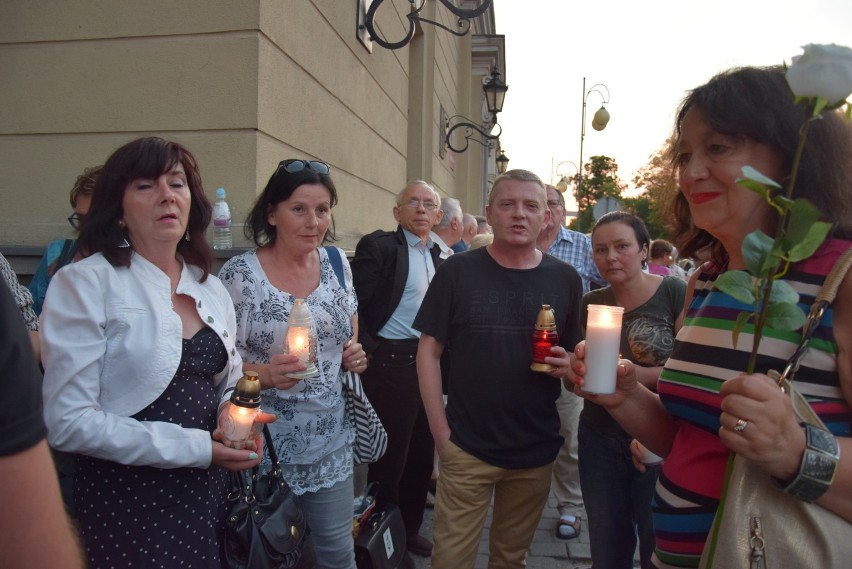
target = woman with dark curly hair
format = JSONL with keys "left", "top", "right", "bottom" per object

{"left": 567, "top": 66, "right": 852, "bottom": 568}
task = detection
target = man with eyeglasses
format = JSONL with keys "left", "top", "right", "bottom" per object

{"left": 536, "top": 183, "right": 605, "bottom": 541}
{"left": 351, "top": 180, "right": 444, "bottom": 559}
{"left": 29, "top": 165, "right": 99, "bottom": 316}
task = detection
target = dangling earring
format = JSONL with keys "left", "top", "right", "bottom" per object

{"left": 185, "top": 229, "right": 190, "bottom": 242}
{"left": 118, "top": 221, "right": 130, "bottom": 248}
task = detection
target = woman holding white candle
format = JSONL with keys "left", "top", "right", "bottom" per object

{"left": 569, "top": 64, "right": 852, "bottom": 568}
{"left": 577, "top": 211, "right": 685, "bottom": 569}
{"left": 218, "top": 159, "right": 364, "bottom": 569}
{"left": 40, "top": 137, "right": 271, "bottom": 568}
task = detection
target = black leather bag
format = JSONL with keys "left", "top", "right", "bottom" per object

{"left": 354, "top": 504, "right": 407, "bottom": 569}
{"left": 223, "top": 424, "right": 310, "bottom": 569}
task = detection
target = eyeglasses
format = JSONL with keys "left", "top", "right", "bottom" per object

{"left": 546, "top": 200, "right": 564, "bottom": 208}
{"left": 401, "top": 199, "right": 439, "bottom": 211}
{"left": 67, "top": 212, "right": 85, "bottom": 230}
{"left": 275, "top": 159, "right": 331, "bottom": 177}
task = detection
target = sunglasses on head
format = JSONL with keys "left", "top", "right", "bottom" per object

{"left": 275, "top": 159, "right": 331, "bottom": 177}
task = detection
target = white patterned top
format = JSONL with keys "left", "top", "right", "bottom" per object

{"left": 218, "top": 247, "right": 357, "bottom": 494}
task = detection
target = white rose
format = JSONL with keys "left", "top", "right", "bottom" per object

{"left": 786, "top": 43, "right": 852, "bottom": 105}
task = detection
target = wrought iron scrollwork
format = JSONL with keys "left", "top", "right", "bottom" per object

{"left": 445, "top": 116, "right": 501, "bottom": 154}
{"left": 364, "top": 0, "right": 492, "bottom": 50}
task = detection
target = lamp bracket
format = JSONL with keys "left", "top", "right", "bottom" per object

{"left": 361, "top": 0, "right": 492, "bottom": 51}
{"left": 445, "top": 115, "right": 501, "bottom": 154}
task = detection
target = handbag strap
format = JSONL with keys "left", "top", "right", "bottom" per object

{"left": 772, "top": 248, "right": 852, "bottom": 428}
{"left": 324, "top": 246, "right": 346, "bottom": 290}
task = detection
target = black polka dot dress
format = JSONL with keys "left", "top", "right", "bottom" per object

{"left": 74, "top": 327, "right": 229, "bottom": 568}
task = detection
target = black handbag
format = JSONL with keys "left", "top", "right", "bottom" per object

{"left": 223, "top": 424, "right": 310, "bottom": 569}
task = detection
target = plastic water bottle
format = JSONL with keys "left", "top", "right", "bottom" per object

{"left": 212, "top": 187, "right": 233, "bottom": 249}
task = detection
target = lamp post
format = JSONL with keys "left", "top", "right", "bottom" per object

{"left": 496, "top": 150, "right": 510, "bottom": 174}
{"left": 578, "top": 77, "right": 611, "bottom": 231}
{"left": 552, "top": 159, "right": 579, "bottom": 187}
{"left": 445, "top": 67, "right": 509, "bottom": 154}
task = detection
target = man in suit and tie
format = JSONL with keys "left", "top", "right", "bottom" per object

{"left": 351, "top": 180, "right": 444, "bottom": 558}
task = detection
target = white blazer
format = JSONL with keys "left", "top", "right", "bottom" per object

{"left": 41, "top": 253, "right": 242, "bottom": 469}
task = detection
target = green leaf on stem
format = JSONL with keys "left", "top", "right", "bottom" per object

{"left": 740, "top": 166, "right": 783, "bottom": 189}
{"left": 787, "top": 221, "right": 832, "bottom": 262}
{"left": 715, "top": 270, "right": 756, "bottom": 304}
{"left": 768, "top": 280, "right": 801, "bottom": 306}
{"left": 764, "top": 300, "right": 807, "bottom": 331}
{"left": 742, "top": 231, "right": 775, "bottom": 276}
{"left": 732, "top": 310, "right": 753, "bottom": 348}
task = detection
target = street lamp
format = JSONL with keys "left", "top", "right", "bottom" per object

{"left": 496, "top": 150, "right": 510, "bottom": 174}
{"left": 445, "top": 67, "right": 509, "bottom": 154}
{"left": 578, "top": 77, "right": 611, "bottom": 230}
{"left": 552, "top": 159, "right": 579, "bottom": 187}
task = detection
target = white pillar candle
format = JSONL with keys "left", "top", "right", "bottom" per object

{"left": 583, "top": 304, "right": 624, "bottom": 394}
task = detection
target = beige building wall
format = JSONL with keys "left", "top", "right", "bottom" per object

{"left": 0, "top": 0, "right": 504, "bottom": 270}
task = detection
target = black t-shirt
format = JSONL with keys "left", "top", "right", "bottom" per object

{"left": 414, "top": 247, "right": 583, "bottom": 469}
{"left": 0, "top": 280, "right": 46, "bottom": 456}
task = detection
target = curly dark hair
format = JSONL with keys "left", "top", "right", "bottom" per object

{"left": 666, "top": 66, "right": 852, "bottom": 264}
{"left": 77, "top": 137, "right": 213, "bottom": 280}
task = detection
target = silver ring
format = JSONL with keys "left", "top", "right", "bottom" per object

{"left": 734, "top": 418, "right": 749, "bottom": 433}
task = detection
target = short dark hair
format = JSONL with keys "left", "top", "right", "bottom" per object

{"left": 245, "top": 160, "right": 338, "bottom": 247}
{"left": 77, "top": 137, "right": 213, "bottom": 280}
{"left": 667, "top": 66, "right": 852, "bottom": 263}
{"left": 592, "top": 211, "right": 651, "bottom": 267}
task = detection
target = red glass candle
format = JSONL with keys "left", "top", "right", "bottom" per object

{"left": 530, "top": 304, "right": 559, "bottom": 372}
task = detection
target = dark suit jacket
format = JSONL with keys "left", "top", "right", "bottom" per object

{"left": 350, "top": 226, "right": 443, "bottom": 355}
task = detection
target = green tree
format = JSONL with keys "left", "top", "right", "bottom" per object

{"left": 570, "top": 155, "right": 626, "bottom": 233}
{"left": 631, "top": 138, "right": 678, "bottom": 239}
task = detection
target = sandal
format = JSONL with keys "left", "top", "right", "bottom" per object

{"left": 555, "top": 514, "right": 581, "bottom": 540}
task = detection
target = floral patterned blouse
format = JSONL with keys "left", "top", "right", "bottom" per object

{"left": 218, "top": 247, "right": 357, "bottom": 494}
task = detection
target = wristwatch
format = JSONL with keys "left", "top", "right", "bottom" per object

{"left": 779, "top": 424, "right": 840, "bottom": 502}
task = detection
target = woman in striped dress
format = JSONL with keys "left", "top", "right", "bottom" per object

{"left": 566, "top": 66, "right": 852, "bottom": 568}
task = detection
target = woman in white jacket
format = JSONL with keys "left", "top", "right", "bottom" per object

{"left": 40, "top": 137, "right": 271, "bottom": 568}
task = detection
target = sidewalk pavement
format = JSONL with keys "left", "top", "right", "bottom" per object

{"left": 410, "top": 487, "right": 641, "bottom": 569}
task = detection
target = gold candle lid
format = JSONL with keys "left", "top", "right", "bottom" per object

{"left": 230, "top": 370, "right": 262, "bottom": 408}
{"left": 534, "top": 304, "right": 557, "bottom": 331}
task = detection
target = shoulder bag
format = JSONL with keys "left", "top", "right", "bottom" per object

{"left": 223, "top": 424, "right": 310, "bottom": 569}
{"left": 700, "top": 249, "right": 852, "bottom": 569}
{"left": 324, "top": 246, "right": 389, "bottom": 465}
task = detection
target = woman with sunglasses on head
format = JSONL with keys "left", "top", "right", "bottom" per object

{"left": 29, "top": 165, "right": 100, "bottom": 317}
{"left": 218, "top": 159, "right": 365, "bottom": 569}
{"left": 40, "top": 137, "right": 272, "bottom": 568}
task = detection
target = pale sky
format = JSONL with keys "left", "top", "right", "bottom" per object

{"left": 492, "top": 0, "right": 852, "bottom": 206}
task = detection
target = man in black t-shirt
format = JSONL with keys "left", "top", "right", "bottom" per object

{"left": 0, "top": 280, "right": 84, "bottom": 567}
{"left": 415, "top": 170, "right": 583, "bottom": 569}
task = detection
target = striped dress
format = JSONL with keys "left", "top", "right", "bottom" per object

{"left": 652, "top": 238, "right": 852, "bottom": 569}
